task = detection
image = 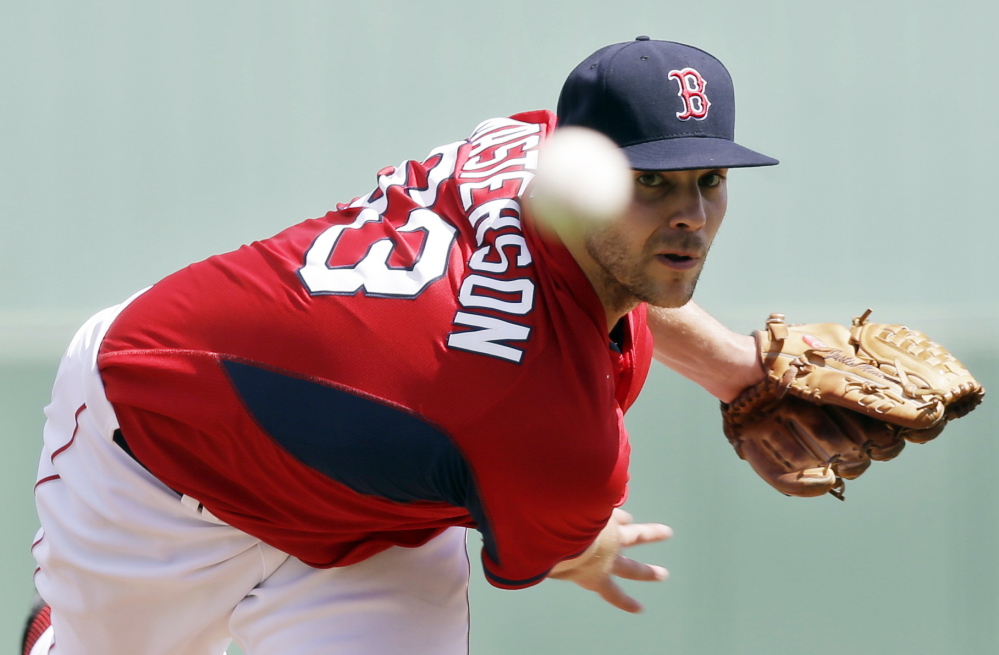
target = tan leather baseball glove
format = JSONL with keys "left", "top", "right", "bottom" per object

{"left": 721, "top": 310, "right": 985, "bottom": 499}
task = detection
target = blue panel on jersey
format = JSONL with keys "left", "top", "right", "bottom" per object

{"left": 220, "top": 359, "right": 499, "bottom": 561}
{"left": 223, "top": 359, "right": 467, "bottom": 505}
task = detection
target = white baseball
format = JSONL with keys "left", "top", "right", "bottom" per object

{"left": 528, "top": 126, "right": 633, "bottom": 235}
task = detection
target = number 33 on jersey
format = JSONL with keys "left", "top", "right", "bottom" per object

{"left": 299, "top": 115, "right": 544, "bottom": 364}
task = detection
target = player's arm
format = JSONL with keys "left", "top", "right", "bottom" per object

{"left": 548, "top": 509, "right": 671, "bottom": 613}
{"left": 646, "top": 301, "right": 762, "bottom": 403}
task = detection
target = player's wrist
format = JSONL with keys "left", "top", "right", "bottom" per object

{"left": 549, "top": 516, "right": 620, "bottom": 583}
{"left": 712, "top": 332, "right": 764, "bottom": 403}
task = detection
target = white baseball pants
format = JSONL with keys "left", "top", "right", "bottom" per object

{"left": 31, "top": 298, "right": 471, "bottom": 655}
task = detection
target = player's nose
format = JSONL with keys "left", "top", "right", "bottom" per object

{"left": 667, "top": 186, "right": 707, "bottom": 231}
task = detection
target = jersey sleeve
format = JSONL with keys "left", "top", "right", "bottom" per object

{"left": 471, "top": 406, "right": 630, "bottom": 589}
{"left": 441, "top": 329, "right": 632, "bottom": 589}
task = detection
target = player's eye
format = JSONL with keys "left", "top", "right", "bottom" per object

{"left": 699, "top": 171, "right": 726, "bottom": 188}
{"left": 635, "top": 172, "right": 666, "bottom": 187}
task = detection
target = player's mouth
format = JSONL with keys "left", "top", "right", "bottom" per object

{"left": 656, "top": 252, "right": 701, "bottom": 271}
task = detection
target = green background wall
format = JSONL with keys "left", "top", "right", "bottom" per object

{"left": 2, "top": 1, "right": 996, "bottom": 653}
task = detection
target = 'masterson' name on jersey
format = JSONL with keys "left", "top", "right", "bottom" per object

{"left": 448, "top": 117, "right": 540, "bottom": 364}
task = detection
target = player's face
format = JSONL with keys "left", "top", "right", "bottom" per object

{"left": 583, "top": 168, "right": 728, "bottom": 314}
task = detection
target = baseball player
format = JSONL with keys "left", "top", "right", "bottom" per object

{"left": 22, "top": 38, "right": 780, "bottom": 655}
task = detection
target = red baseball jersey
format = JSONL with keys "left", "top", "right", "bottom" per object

{"left": 97, "top": 110, "right": 654, "bottom": 589}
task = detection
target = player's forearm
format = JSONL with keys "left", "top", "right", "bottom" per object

{"left": 647, "top": 301, "right": 762, "bottom": 403}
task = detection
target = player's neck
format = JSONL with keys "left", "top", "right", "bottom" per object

{"left": 558, "top": 228, "right": 639, "bottom": 333}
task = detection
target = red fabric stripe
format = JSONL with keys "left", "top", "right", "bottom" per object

{"left": 50, "top": 404, "right": 86, "bottom": 462}
{"left": 21, "top": 604, "right": 51, "bottom": 655}
{"left": 33, "top": 475, "right": 60, "bottom": 490}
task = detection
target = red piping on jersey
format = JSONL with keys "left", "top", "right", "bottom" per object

{"left": 50, "top": 404, "right": 87, "bottom": 462}
{"left": 34, "top": 475, "right": 60, "bottom": 490}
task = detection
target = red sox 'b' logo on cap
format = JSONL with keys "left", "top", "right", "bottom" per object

{"left": 668, "top": 68, "right": 710, "bottom": 121}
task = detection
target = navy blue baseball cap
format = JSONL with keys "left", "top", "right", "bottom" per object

{"left": 557, "top": 37, "right": 778, "bottom": 171}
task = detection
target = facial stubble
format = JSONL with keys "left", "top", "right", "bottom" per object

{"left": 584, "top": 227, "right": 708, "bottom": 315}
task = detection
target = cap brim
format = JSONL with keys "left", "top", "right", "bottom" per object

{"left": 622, "top": 137, "right": 778, "bottom": 171}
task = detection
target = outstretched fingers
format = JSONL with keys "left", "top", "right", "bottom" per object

{"left": 613, "top": 554, "right": 669, "bottom": 582}
{"left": 594, "top": 555, "right": 670, "bottom": 613}
{"left": 607, "top": 514, "right": 673, "bottom": 612}
{"left": 611, "top": 508, "right": 673, "bottom": 546}
{"left": 552, "top": 510, "right": 674, "bottom": 613}
{"left": 595, "top": 578, "right": 644, "bottom": 614}
{"left": 619, "top": 521, "right": 673, "bottom": 548}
